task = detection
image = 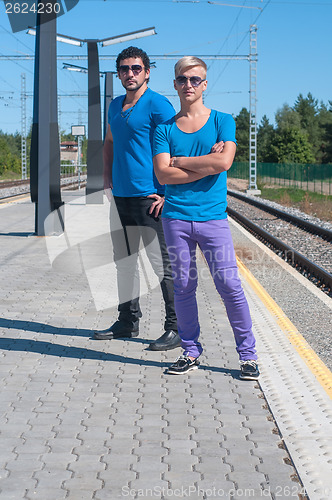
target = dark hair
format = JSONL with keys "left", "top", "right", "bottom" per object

{"left": 116, "top": 46, "right": 150, "bottom": 72}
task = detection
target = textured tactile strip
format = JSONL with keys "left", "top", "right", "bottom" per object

{"left": 240, "top": 270, "right": 332, "bottom": 500}
{"left": 194, "top": 264, "right": 305, "bottom": 500}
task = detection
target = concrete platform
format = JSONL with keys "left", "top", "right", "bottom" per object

{"left": 0, "top": 191, "right": 331, "bottom": 500}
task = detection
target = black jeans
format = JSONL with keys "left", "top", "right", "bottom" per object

{"left": 110, "top": 196, "right": 177, "bottom": 332}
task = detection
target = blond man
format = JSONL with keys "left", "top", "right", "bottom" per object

{"left": 153, "top": 56, "right": 259, "bottom": 379}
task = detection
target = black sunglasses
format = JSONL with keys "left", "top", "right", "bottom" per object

{"left": 119, "top": 64, "right": 143, "bottom": 76}
{"left": 175, "top": 75, "right": 206, "bottom": 87}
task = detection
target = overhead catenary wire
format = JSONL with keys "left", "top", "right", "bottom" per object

{"left": 0, "top": 24, "right": 34, "bottom": 53}
{"left": 164, "top": 30, "right": 248, "bottom": 55}
{"left": 205, "top": 0, "right": 272, "bottom": 96}
{"left": 205, "top": 0, "right": 250, "bottom": 95}
{"left": 0, "top": 23, "right": 88, "bottom": 113}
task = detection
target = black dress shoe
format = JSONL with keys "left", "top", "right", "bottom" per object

{"left": 149, "top": 330, "right": 182, "bottom": 351}
{"left": 93, "top": 320, "right": 139, "bottom": 340}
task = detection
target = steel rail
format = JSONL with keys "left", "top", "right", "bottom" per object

{"left": 0, "top": 192, "right": 30, "bottom": 202}
{"left": 227, "top": 189, "right": 332, "bottom": 242}
{"left": 227, "top": 206, "right": 332, "bottom": 295}
{"left": 0, "top": 180, "right": 86, "bottom": 202}
{"left": 0, "top": 179, "right": 29, "bottom": 189}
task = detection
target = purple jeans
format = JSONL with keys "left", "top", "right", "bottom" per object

{"left": 162, "top": 218, "right": 257, "bottom": 361}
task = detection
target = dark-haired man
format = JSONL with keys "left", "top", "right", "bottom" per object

{"left": 93, "top": 46, "right": 181, "bottom": 350}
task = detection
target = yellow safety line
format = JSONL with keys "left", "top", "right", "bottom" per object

{"left": 237, "top": 256, "right": 332, "bottom": 399}
{"left": 0, "top": 195, "right": 30, "bottom": 205}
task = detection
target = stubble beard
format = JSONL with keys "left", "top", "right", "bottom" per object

{"left": 122, "top": 78, "right": 147, "bottom": 93}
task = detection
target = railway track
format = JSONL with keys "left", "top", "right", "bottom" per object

{"left": 0, "top": 176, "right": 86, "bottom": 202}
{"left": 0, "top": 179, "right": 29, "bottom": 189}
{"left": 0, "top": 175, "right": 84, "bottom": 191}
{"left": 227, "top": 189, "right": 332, "bottom": 296}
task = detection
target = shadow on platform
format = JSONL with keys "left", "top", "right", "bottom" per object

{"left": 0, "top": 318, "right": 92, "bottom": 337}
{"left": 0, "top": 318, "right": 236, "bottom": 375}
{"left": 0, "top": 232, "right": 34, "bottom": 237}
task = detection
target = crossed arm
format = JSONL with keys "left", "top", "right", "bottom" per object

{"left": 153, "top": 141, "right": 236, "bottom": 186}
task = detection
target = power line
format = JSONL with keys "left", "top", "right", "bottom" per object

{"left": 0, "top": 24, "right": 34, "bottom": 54}
{"left": 259, "top": 1, "right": 332, "bottom": 4}
{"left": 164, "top": 30, "right": 248, "bottom": 55}
{"left": 0, "top": 72, "right": 20, "bottom": 92}
{"left": 207, "top": 2, "right": 261, "bottom": 9}
{"left": 208, "top": 0, "right": 249, "bottom": 70}
{"left": 205, "top": 0, "right": 272, "bottom": 96}
{"left": 0, "top": 48, "right": 33, "bottom": 76}
{"left": 206, "top": 0, "right": 249, "bottom": 88}
{"left": 0, "top": 55, "right": 250, "bottom": 60}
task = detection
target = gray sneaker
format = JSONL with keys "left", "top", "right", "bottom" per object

{"left": 239, "top": 360, "right": 259, "bottom": 380}
{"left": 167, "top": 355, "right": 200, "bottom": 375}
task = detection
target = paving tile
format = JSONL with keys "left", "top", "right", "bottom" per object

{"left": 34, "top": 468, "right": 72, "bottom": 488}
{"left": 65, "top": 491, "right": 95, "bottom": 500}
{"left": 26, "top": 488, "right": 68, "bottom": 500}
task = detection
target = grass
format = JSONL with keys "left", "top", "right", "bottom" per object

{"left": 257, "top": 184, "right": 332, "bottom": 223}
{"left": 0, "top": 171, "right": 22, "bottom": 182}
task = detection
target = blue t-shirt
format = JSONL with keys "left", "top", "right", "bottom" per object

{"left": 108, "top": 88, "right": 175, "bottom": 197}
{"left": 153, "top": 110, "right": 236, "bottom": 221}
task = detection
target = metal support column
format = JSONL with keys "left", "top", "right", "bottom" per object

{"left": 103, "top": 71, "right": 113, "bottom": 141}
{"left": 30, "top": 3, "right": 64, "bottom": 235}
{"left": 58, "top": 95, "right": 62, "bottom": 147}
{"left": 77, "top": 109, "right": 83, "bottom": 189}
{"left": 86, "top": 41, "right": 103, "bottom": 204}
{"left": 248, "top": 25, "right": 260, "bottom": 194}
{"left": 21, "top": 72, "right": 27, "bottom": 180}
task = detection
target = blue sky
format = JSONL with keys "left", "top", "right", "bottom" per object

{"left": 0, "top": 0, "right": 331, "bottom": 135}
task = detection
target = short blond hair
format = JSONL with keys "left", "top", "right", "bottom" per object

{"left": 174, "top": 56, "right": 207, "bottom": 78}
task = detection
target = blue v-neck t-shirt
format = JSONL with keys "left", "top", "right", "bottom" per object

{"left": 108, "top": 88, "right": 175, "bottom": 197}
{"left": 153, "top": 109, "right": 237, "bottom": 221}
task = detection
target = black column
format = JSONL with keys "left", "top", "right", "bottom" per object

{"left": 30, "top": 5, "right": 63, "bottom": 235}
{"left": 103, "top": 72, "right": 114, "bottom": 141}
{"left": 86, "top": 41, "right": 103, "bottom": 204}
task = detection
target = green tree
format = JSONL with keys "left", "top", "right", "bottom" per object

{"left": 270, "top": 127, "right": 315, "bottom": 164}
{"left": 234, "top": 107, "right": 249, "bottom": 161}
{"left": 0, "top": 136, "right": 21, "bottom": 175}
{"left": 317, "top": 101, "right": 332, "bottom": 163}
{"left": 294, "top": 92, "right": 321, "bottom": 160}
{"left": 257, "top": 115, "right": 275, "bottom": 162}
{"left": 294, "top": 92, "right": 319, "bottom": 129}
{"left": 275, "top": 104, "right": 301, "bottom": 130}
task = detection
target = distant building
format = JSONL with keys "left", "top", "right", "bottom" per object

{"left": 60, "top": 141, "right": 78, "bottom": 163}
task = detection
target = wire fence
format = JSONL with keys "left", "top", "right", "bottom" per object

{"left": 229, "top": 162, "right": 332, "bottom": 196}
{"left": 61, "top": 163, "right": 87, "bottom": 177}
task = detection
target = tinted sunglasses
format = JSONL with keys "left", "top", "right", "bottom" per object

{"left": 119, "top": 64, "right": 143, "bottom": 76}
{"left": 175, "top": 75, "right": 206, "bottom": 87}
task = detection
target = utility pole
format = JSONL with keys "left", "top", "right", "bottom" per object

{"left": 21, "top": 72, "right": 27, "bottom": 180}
{"left": 248, "top": 25, "right": 260, "bottom": 194}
